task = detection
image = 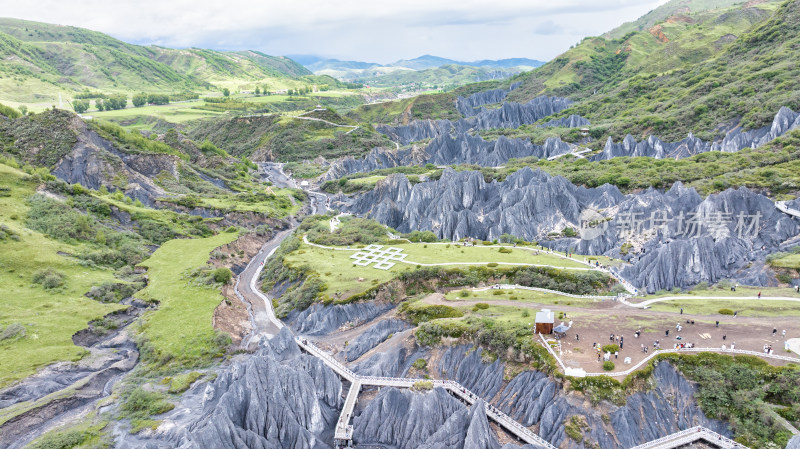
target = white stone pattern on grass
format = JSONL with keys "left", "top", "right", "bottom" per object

{"left": 350, "top": 244, "right": 408, "bottom": 270}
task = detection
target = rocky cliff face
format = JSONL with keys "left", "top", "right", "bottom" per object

{"left": 377, "top": 95, "right": 574, "bottom": 146}
{"left": 52, "top": 129, "right": 174, "bottom": 206}
{"left": 339, "top": 167, "right": 799, "bottom": 292}
{"left": 592, "top": 106, "right": 800, "bottom": 161}
{"left": 321, "top": 133, "right": 572, "bottom": 181}
{"left": 353, "top": 388, "right": 542, "bottom": 449}
{"left": 344, "top": 318, "right": 410, "bottom": 361}
{"left": 286, "top": 301, "right": 395, "bottom": 336}
{"left": 456, "top": 83, "right": 521, "bottom": 117}
{"left": 134, "top": 328, "right": 342, "bottom": 449}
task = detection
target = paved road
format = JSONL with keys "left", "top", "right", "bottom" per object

{"left": 237, "top": 228, "right": 294, "bottom": 347}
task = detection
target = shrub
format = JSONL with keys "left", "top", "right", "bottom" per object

{"left": 412, "top": 358, "right": 428, "bottom": 371}
{"left": 602, "top": 344, "right": 620, "bottom": 354}
{"left": 32, "top": 268, "right": 65, "bottom": 289}
{"left": 121, "top": 388, "right": 175, "bottom": 419}
{"left": 603, "top": 361, "right": 615, "bottom": 371}
{"left": 498, "top": 247, "right": 512, "bottom": 254}
{"left": 0, "top": 323, "right": 26, "bottom": 341}
{"left": 412, "top": 380, "right": 433, "bottom": 391}
{"left": 212, "top": 267, "right": 233, "bottom": 284}
{"left": 487, "top": 262, "right": 498, "bottom": 267}
{"left": 718, "top": 308, "right": 735, "bottom": 315}
{"left": 459, "top": 290, "right": 470, "bottom": 297}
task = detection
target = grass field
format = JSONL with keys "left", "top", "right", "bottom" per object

{"left": 286, "top": 240, "right": 609, "bottom": 299}
{"left": 283, "top": 244, "right": 402, "bottom": 298}
{"left": 199, "top": 188, "right": 301, "bottom": 217}
{"left": 646, "top": 297, "right": 800, "bottom": 317}
{"left": 444, "top": 288, "right": 602, "bottom": 306}
{"left": 392, "top": 243, "right": 589, "bottom": 268}
{"left": 0, "top": 164, "right": 123, "bottom": 387}
{"left": 639, "top": 285, "right": 799, "bottom": 300}
{"left": 134, "top": 231, "right": 239, "bottom": 367}
{"left": 89, "top": 101, "right": 221, "bottom": 127}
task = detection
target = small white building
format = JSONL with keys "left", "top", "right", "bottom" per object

{"left": 300, "top": 180, "right": 310, "bottom": 188}
{"left": 535, "top": 309, "right": 554, "bottom": 334}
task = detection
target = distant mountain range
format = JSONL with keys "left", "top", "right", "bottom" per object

{"left": 291, "top": 54, "right": 545, "bottom": 79}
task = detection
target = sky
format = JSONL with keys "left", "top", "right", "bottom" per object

{"left": 0, "top": 0, "right": 670, "bottom": 64}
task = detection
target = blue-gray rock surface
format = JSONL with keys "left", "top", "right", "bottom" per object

{"left": 338, "top": 167, "right": 799, "bottom": 292}
{"left": 287, "top": 301, "right": 394, "bottom": 336}
{"left": 344, "top": 318, "right": 411, "bottom": 361}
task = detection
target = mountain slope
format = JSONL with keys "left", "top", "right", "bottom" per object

{"left": 0, "top": 18, "right": 311, "bottom": 104}
{"left": 503, "top": 0, "right": 792, "bottom": 141}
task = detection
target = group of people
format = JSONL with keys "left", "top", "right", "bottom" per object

{"left": 763, "top": 344, "right": 775, "bottom": 354}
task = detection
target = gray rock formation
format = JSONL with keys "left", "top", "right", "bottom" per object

{"left": 353, "top": 388, "right": 540, "bottom": 449}
{"left": 455, "top": 83, "right": 521, "bottom": 117}
{"left": 592, "top": 106, "right": 800, "bottom": 161}
{"left": 786, "top": 435, "right": 800, "bottom": 449}
{"left": 538, "top": 114, "right": 590, "bottom": 129}
{"left": 375, "top": 120, "right": 454, "bottom": 146}
{"left": 436, "top": 345, "right": 504, "bottom": 398}
{"left": 353, "top": 337, "right": 428, "bottom": 377}
{"left": 344, "top": 318, "right": 411, "bottom": 361}
{"left": 321, "top": 134, "right": 571, "bottom": 181}
{"left": 339, "top": 167, "right": 799, "bottom": 292}
{"left": 378, "top": 96, "right": 573, "bottom": 146}
{"left": 169, "top": 328, "right": 342, "bottom": 449}
{"left": 287, "top": 301, "right": 394, "bottom": 336}
{"left": 52, "top": 129, "right": 173, "bottom": 206}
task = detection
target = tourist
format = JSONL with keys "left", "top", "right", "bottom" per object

{"left": 758, "top": 291, "right": 762, "bottom": 299}
{"left": 665, "top": 329, "right": 670, "bottom": 337}
{"left": 715, "top": 321, "right": 719, "bottom": 327}
{"left": 731, "top": 342, "right": 735, "bottom": 350}
{"left": 773, "top": 328, "right": 778, "bottom": 337}
{"left": 680, "top": 307, "right": 683, "bottom": 314}
{"left": 722, "top": 334, "right": 726, "bottom": 340}
{"left": 576, "top": 334, "right": 580, "bottom": 341}
{"left": 782, "top": 329, "right": 787, "bottom": 338}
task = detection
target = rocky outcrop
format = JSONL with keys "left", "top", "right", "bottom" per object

{"left": 456, "top": 83, "right": 521, "bottom": 117}
{"left": 322, "top": 134, "right": 572, "bottom": 180}
{"left": 592, "top": 106, "right": 800, "bottom": 161}
{"left": 168, "top": 328, "right": 342, "bottom": 449}
{"left": 344, "top": 318, "right": 411, "bottom": 361}
{"left": 538, "top": 114, "right": 590, "bottom": 129}
{"left": 378, "top": 96, "right": 573, "bottom": 146}
{"left": 287, "top": 301, "right": 394, "bottom": 336}
{"left": 52, "top": 129, "right": 173, "bottom": 206}
{"left": 353, "top": 388, "right": 539, "bottom": 449}
{"left": 353, "top": 338, "right": 428, "bottom": 377}
{"left": 339, "top": 167, "right": 798, "bottom": 292}
{"left": 376, "top": 120, "right": 453, "bottom": 146}
{"left": 786, "top": 435, "right": 800, "bottom": 449}
{"left": 436, "top": 345, "right": 504, "bottom": 399}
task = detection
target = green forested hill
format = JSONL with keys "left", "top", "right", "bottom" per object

{"left": 506, "top": 0, "right": 797, "bottom": 140}
{"left": 0, "top": 18, "right": 312, "bottom": 104}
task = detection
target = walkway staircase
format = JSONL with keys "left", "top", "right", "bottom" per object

{"left": 628, "top": 426, "right": 744, "bottom": 449}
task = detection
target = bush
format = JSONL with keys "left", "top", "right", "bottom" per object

{"left": 402, "top": 304, "right": 463, "bottom": 324}
{"left": 412, "top": 358, "right": 428, "bottom": 370}
{"left": 121, "top": 388, "right": 175, "bottom": 419}
{"left": 718, "top": 308, "right": 735, "bottom": 315}
{"left": 412, "top": 380, "right": 433, "bottom": 391}
{"left": 602, "top": 344, "right": 620, "bottom": 353}
{"left": 212, "top": 267, "right": 233, "bottom": 284}
{"left": 603, "top": 361, "right": 615, "bottom": 371}
{"left": 0, "top": 323, "right": 26, "bottom": 341}
{"left": 498, "top": 247, "right": 512, "bottom": 254}
{"left": 32, "top": 268, "right": 65, "bottom": 289}
{"left": 473, "top": 303, "right": 489, "bottom": 310}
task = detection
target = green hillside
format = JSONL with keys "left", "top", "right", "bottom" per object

{"left": 0, "top": 18, "right": 313, "bottom": 108}
{"left": 357, "top": 64, "right": 527, "bottom": 92}
{"left": 505, "top": 0, "right": 792, "bottom": 141}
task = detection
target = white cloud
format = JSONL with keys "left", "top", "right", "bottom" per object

{"left": 0, "top": 0, "right": 671, "bottom": 63}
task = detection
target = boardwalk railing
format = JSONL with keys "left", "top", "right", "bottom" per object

{"left": 295, "top": 336, "right": 557, "bottom": 449}
{"left": 629, "top": 426, "right": 744, "bottom": 449}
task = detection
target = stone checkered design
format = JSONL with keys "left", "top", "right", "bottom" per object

{"left": 350, "top": 244, "right": 408, "bottom": 270}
